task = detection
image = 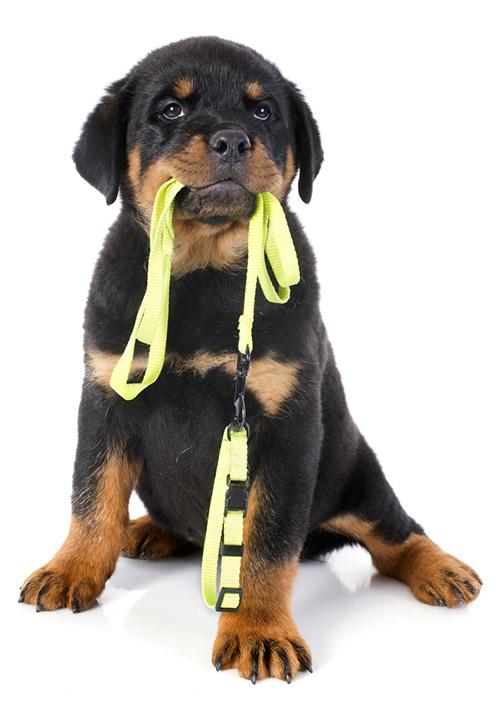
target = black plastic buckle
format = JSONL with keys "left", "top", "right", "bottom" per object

{"left": 225, "top": 479, "right": 248, "bottom": 515}
{"left": 220, "top": 543, "right": 244, "bottom": 557}
{"left": 215, "top": 587, "right": 244, "bottom": 612}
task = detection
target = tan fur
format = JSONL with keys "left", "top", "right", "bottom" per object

{"left": 170, "top": 351, "right": 301, "bottom": 415}
{"left": 127, "top": 142, "right": 250, "bottom": 273}
{"left": 245, "top": 138, "right": 284, "bottom": 196}
{"left": 85, "top": 348, "right": 148, "bottom": 389}
{"left": 282, "top": 146, "right": 297, "bottom": 196}
{"left": 129, "top": 137, "right": 287, "bottom": 212}
{"left": 86, "top": 348, "right": 301, "bottom": 416}
{"left": 322, "top": 514, "right": 482, "bottom": 607}
{"left": 212, "top": 484, "right": 311, "bottom": 681}
{"left": 123, "top": 515, "right": 192, "bottom": 559}
{"left": 21, "top": 451, "right": 140, "bottom": 611}
{"left": 170, "top": 219, "right": 248, "bottom": 276}
{"left": 246, "top": 354, "right": 301, "bottom": 416}
{"left": 245, "top": 81, "right": 264, "bottom": 100}
{"left": 127, "top": 137, "right": 216, "bottom": 221}
{"left": 173, "top": 77, "right": 194, "bottom": 99}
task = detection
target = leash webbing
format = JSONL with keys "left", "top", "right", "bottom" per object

{"left": 110, "top": 179, "right": 300, "bottom": 611}
{"left": 110, "top": 178, "right": 185, "bottom": 400}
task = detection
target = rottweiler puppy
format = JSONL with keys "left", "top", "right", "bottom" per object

{"left": 20, "top": 36, "right": 481, "bottom": 682}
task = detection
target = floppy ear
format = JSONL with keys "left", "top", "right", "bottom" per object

{"left": 287, "top": 82, "right": 323, "bottom": 203}
{"left": 73, "top": 77, "right": 133, "bottom": 205}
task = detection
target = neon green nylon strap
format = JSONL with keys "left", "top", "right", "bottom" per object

{"left": 201, "top": 427, "right": 247, "bottom": 610}
{"left": 110, "top": 178, "right": 185, "bottom": 400}
{"left": 109, "top": 179, "right": 300, "bottom": 611}
{"left": 201, "top": 193, "right": 300, "bottom": 611}
{"left": 237, "top": 191, "right": 300, "bottom": 353}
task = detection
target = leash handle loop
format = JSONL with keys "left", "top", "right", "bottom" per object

{"left": 109, "top": 179, "right": 184, "bottom": 400}
{"left": 237, "top": 192, "right": 300, "bottom": 354}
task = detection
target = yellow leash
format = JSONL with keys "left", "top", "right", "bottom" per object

{"left": 111, "top": 178, "right": 300, "bottom": 611}
{"left": 110, "top": 178, "right": 185, "bottom": 400}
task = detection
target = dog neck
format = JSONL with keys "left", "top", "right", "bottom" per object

{"left": 129, "top": 200, "right": 250, "bottom": 277}
{"left": 170, "top": 214, "right": 249, "bottom": 278}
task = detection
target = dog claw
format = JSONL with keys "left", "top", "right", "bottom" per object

{"left": 450, "top": 585, "right": 464, "bottom": 602}
{"left": 72, "top": 599, "right": 81, "bottom": 614}
{"left": 251, "top": 673, "right": 257, "bottom": 685}
{"left": 462, "top": 580, "right": 476, "bottom": 596}
{"left": 279, "top": 650, "right": 292, "bottom": 683}
{"left": 36, "top": 602, "right": 44, "bottom": 612}
{"left": 214, "top": 659, "right": 222, "bottom": 672}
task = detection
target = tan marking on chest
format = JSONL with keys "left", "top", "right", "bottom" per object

{"left": 86, "top": 349, "right": 300, "bottom": 415}
{"left": 245, "top": 354, "right": 301, "bottom": 416}
{"left": 85, "top": 349, "right": 148, "bottom": 390}
{"left": 170, "top": 218, "right": 248, "bottom": 277}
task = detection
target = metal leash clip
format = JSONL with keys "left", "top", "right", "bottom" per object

{"left": 228, "top": 348, "right": 251, "bottom": 437}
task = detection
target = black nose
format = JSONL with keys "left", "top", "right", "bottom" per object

{"left": 209, "top": 129, "right": 251, "bottom": 162}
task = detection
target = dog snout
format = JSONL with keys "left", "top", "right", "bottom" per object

{"left": 209, "top": 129, "right": 251, "bottom": 163}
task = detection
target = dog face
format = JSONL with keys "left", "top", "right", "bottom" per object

{"left": 73, "top": 37, "right": 323, "bottom": 228}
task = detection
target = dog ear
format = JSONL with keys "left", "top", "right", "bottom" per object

{"left": 287, "top": 82, "right": 323, "bottom": 203}
{"left": 73, "top": 76, "right": 134, "bottom": 205}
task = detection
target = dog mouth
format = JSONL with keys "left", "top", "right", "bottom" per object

{"left": 176, "top": 179, "right": 256, "bottom": 223}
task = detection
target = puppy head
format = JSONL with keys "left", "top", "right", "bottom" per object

{"left": 73, "top": 37, "right": 323, "bottom": 229}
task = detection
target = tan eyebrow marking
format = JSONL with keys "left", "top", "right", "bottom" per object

{"left": 173, "top": 78, "right": 194, "bottom": 99}
{"left": 245, "top": 80, "right": 264, "bottom": 100}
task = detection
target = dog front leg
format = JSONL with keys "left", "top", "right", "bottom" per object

{"left": 20, "top": 386, "right": 140, "bottom": 612}
{"left": 212, "top": 413, "right": 319, "bottom": 682}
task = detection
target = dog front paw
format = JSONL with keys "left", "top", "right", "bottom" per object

{"left": 19, "top": 560, "right": 106, "bottom": 613}
{"left": 212, "top": 613, "right": 312, "bottom": 682}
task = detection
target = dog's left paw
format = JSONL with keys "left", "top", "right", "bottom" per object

{"left": 212, "top": 614, "right": 312, "bottom": 682}
{"left": 409, "top": 552, "right": 482, "bottom": 607}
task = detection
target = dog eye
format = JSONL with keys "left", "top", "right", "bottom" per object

{"left": 160, "top": 102, "right": 185, "bottom": 120}
{"left": 253, "top": 103, "right": 271, "bottom": 121}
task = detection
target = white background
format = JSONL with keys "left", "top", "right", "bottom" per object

{"left": 2, "top": 1, "right": 499, "bottom": 703}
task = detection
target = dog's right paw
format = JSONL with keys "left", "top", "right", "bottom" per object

{"left": 19, "top": 561, "right": 105, "bottom": 613}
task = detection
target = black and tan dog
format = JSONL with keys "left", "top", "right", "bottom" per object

{"left": 20, "top": 37, "right": 481, "bottom": 682}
